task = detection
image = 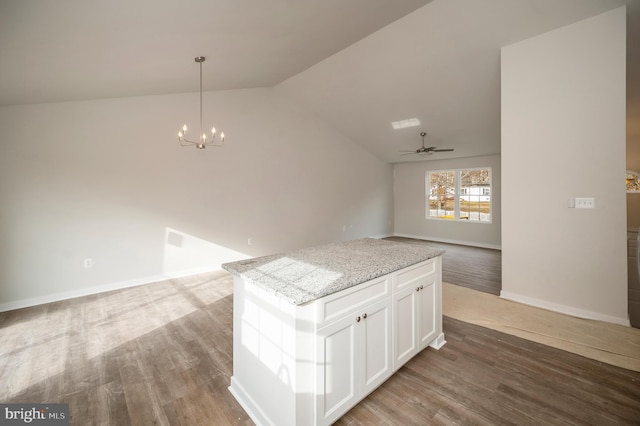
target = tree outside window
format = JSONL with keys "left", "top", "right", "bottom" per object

{"left": 428, "top": 171, "right": 455, "bottom": 219}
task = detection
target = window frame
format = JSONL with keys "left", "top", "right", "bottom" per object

{"left": 425, "top": 167, "right": 492, "bottom": 223}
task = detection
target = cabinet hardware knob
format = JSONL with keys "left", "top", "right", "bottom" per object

{"left": 420, "top": 285, "right": 424, "bottom": 289}
{"left": 363, "top": 313, "right": 367, "bottom": 319}
{"left": 416, "top": 287, "right": 420, "bottom": 292}
{"left": 356, "top": 316, "right": 361, "bottom": 322}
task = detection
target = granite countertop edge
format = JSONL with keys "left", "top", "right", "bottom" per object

{"left": 222, "top": 238, "right": 443, "bottom": 306}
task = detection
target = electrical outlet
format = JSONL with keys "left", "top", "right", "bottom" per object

{"left": 247, "top": 238, "right": 253, "bottom": 245}
{"left": 84, "top": 258, "right": 93, "bottom": 269}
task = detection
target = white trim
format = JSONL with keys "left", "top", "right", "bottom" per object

{"left": 0, "top": 264, "right": 223, "bottom": 313}
{"left": 228, "top": 378, "right": 270, "bottom": 426}
{"left": 500, "top": 291, "right": 630, "bottom": 327}
{"left": 393, "top": 233, "right": 501, "bottom": 250}
{"left": 370, "top": 232, "right": 394, "bottom": 239}
{"left": 428, "top": 332, "right": 447, "bottom": 350}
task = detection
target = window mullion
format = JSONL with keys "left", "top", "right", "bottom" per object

{"left": 454, "top": 170, "right": 460, "bottom": 220}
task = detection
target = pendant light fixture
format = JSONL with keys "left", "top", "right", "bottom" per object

{"left": 178, "top": 56, "right": 225, "bottom": 149}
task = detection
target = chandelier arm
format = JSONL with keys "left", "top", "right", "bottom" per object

{"left": 179, "top": 138, "right": 223, "bottom": 147}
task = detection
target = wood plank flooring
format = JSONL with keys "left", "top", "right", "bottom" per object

{"left": 2, "top": 269, "right": 639, "bottom": 425}
{"left": 339, "top": 316, "right": 640, "bottom": 425}
{"left": 385, "top": 237, "right": 502, "bottom": 295}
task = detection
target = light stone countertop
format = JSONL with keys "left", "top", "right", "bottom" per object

{"left": 222, "top": 238, "right": 444, "bottom": 305}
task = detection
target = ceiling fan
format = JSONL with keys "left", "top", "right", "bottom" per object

{"left": 400, "top": 131, "right": 454, "bottom": 156}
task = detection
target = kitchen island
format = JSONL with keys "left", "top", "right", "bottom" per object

{"left": 222, "top": 238, "right": 445, "bottom": 426}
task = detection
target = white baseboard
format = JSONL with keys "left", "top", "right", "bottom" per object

{"left": 0, "top": 265, "right": 224, "bottom": 313}
{"left": 393, "top": 233, "right": 501, "bottom": 250}
{"left": 500, "top": 291, "right": 630, "bottom": 326}
{"left": 370, "top": 232, "right": 394, "bottom": 239}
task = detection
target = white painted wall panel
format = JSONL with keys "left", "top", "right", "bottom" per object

{"left": 0, "top": 88, "right": 393, "bottom": 308}
{"left": 501, "top": 7, "right": 627, "bottom": 324}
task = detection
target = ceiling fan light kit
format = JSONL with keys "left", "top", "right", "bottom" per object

{"left": 399, "top": 131, "right": 454, "bottom": 156}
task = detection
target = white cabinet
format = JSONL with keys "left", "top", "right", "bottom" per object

{"left": 229, "top": 257, "right": 443, "bottom": 426}
{"left": 316, "top": 295, "right": 392, "bottom": 425}
{"left": 360, "top": 298, "right": 393, "bottom": 394}
{"left": 316, "top": 312, "right": 358, "bottom": 424}
{"left": 393, "top": 257, "right": 444, "bottom": 370}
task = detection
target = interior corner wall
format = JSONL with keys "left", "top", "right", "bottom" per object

{"left": 0, "top": 88, "right": 394, "bottom": 310}
{"left": 501, "top": 7, "right": 627, "bottom": 324}
{"left": 393, "top": 154, "right": 501, "bottom": 249}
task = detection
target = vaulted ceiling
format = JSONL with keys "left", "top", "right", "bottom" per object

{"left": 1, "top": 0, "right": 637, "bottom": 164}
{"left": 0, "top": 0, "right": 431, "bottom": 105}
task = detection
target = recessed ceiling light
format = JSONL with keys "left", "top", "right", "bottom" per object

{"left": 391, "top": 118, "right": 421, "bottom": 130}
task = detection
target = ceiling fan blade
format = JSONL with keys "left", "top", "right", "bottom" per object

{"left": 401, "top": 132, "right": 453, "bottom": 156}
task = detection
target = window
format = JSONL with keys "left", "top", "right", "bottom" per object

{"left": 426, "top": 168, "right": 491, "bottom": 222}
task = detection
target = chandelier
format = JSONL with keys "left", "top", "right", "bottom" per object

{"left": 178, "top": 56, "right": 225, "bottom": 149}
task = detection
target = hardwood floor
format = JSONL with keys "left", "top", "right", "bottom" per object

{"left": 339, "top": 316, "right": 640, "bottom": 426}
{"left": 2, "top": 270, "right": 639, "bottom": 425}
{"left": 385, "top": 237, "right": 502, "bottom": 295}
{"left": 0, "top": 271, "right": 251, "bottom": 425}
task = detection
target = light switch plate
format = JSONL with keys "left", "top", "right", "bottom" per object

{"left": 575, "top": 197, "right": 595, "bottom": 209}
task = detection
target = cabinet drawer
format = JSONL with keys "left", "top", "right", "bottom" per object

{"left": 317, "top": 275, "right": 391, "bottom": 326}
{"left": 394, "top": 259, "right": 437, "bottom": 291}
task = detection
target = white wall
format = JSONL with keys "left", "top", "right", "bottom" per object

{"left": 0, "top": 87, "right": 393, "bottom": 309}
{"left": 393, "top": 155, "right": 501, "bottom": 248}
{"left": 501, "top": 7, "right": 627, "bottom": 324}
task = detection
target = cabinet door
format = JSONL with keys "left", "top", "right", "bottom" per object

{"left": 360, "top": 298, "right": 392, "bottom": 396}
{"left": 392, "top": 285, "right": 418, "bottom": 370}
{"left": 316, "top": 315, "right": 359, "bottom": 425}
{"left": 417, "top": 278, "right": 437, "bottom": 349}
